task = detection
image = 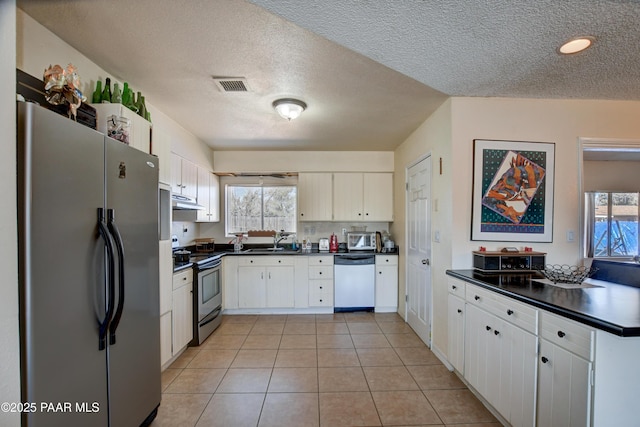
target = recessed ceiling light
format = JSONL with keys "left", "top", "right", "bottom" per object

{"left": 558, "top": 36, "right": 595, "bottom": 55}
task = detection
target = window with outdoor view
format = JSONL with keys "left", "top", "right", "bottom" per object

{"left": 585, "top": 192, "right": 639, "bottom": 258}
{"left": 226, "top": 185, "right": 297, "bottom": 235}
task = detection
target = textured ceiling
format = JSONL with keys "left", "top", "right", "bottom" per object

{"left": 17, "top": 0, "right": 640, "bottom": 154}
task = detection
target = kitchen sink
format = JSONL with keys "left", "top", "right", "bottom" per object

{"left": 243, "top": 247, "right": 301, "bottom": 254}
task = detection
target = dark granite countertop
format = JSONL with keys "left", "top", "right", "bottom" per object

{"left": 446, "top": 269, "right": 640, "bottom": 337}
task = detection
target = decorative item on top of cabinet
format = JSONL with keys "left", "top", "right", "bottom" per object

{"left": 196, "top": 167, "right": 220, "bottom": 222}
{"left": 333, "top": 173, "right": 393, "bottom": 222}
{"left": 170, "top": 153, "right": 198, "bottom": 199}
{"left": 374, "top": 255, "right": 398, "bottom": 312}
{"left": 298, "top": 173, "right": 333, "bottom": 221}
{"left": 92, "top": 103, "right": 151, "bottom": 154}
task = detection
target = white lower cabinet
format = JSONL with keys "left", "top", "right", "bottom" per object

{"left": 172, "top": 269, "right": 193, "bottom": 355}
{"left": 159, "top": 312, "right": 172, "bottom": 366}
{"left": 537, "top": 338, "right": 592, "bottom": 427}
{"left": 308, "top": 256, "right": 334, "bottom": 307}
{"left": 447, "top": 292, "right": 465, "bottom": 373}
{"left": 237, "top": 257, "right": 295, "bottom": 309}
{"left": 537, "top": 310, "right": 594, "bottom": 427}
{"left": 375, "top": 255, "right": 398, "bottom": 312}
{"left": 464, "top": 284, "right": 537, "bottom": 427}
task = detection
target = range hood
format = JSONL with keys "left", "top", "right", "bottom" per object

{"left": 171, "top": 193, "right": 204, "bottom": 210}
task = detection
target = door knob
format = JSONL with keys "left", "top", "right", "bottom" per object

{"left": 421, "top": 259, "right": 430, "bottom": 265}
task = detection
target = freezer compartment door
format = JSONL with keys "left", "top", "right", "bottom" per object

{"left": 18, "top": 103, "right": 109, "bottom": 426}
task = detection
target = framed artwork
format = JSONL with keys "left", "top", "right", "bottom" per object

{"left": 471, "top": 139, "right": 555, "bottom": 242}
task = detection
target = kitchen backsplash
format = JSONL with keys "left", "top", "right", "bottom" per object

{"left": 197, "top": 221, "right": 390, "bottom": 246}
{"left": 171, "top": 221, "right": 198, "bottom": 246}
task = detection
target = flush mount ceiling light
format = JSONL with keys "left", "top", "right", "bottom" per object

{"left": 558, "top": 36, "right": 595, "bottom": 55}
{"left": 273, "top": 98, "right": 307, "bottom": 121}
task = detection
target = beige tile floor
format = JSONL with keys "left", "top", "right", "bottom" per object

{"left": 152, "top": 312, "right": 500, "bottom": 427}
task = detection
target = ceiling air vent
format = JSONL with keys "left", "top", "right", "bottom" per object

{"left": 212, "top": 77, "right": 251, "bottom": 92}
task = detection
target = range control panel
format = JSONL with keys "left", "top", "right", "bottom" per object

{"left": 473, "top": 251, "right": 546, "bottom": 272}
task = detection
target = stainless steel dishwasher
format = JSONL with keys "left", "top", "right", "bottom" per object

{"left": 334, "top": 254, "right": 375, "bottom": 312}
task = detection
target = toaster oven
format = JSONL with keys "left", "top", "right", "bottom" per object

{"left": 347, "top": 232, "right": 377, "bottom": 252}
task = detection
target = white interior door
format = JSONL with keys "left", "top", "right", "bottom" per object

{"left": 406, "top": 156, "right": 432, "bottom": 346}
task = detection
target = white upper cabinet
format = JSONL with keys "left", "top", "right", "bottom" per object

{"left": 196, "top": 167, "right": 220, "bottom": 222}
{"left": 298, "top": 173, "right": 333, "bottom": 221}
{"left": 170, "top": 153, "right": 198, "bottom": 199}
{"left": 363, "top": 173, "right": 393, "bottom": 221}
{"left": 333, "top": 173, "right": 393, "bottom": 222}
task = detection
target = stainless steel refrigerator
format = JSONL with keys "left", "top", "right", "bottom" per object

{"left": 17, "top": 102, "right": 161, "bottom": 426}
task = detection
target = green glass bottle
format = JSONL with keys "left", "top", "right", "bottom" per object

{"left": 125, "top": 88, "right": 137, "bottom": 112}
{"left": 100, "top": 77, "right": 112, "bottom": 103}
{"left": 121, "top": 83, "right": 130, "bottom": 105}
{"left": 138, "top": 95, "right": 147, "bottom": 119}
{"left": 92, "top": 80, "right": 102, "bottom": 104}
{"left": 112, "top": 83, "right": 122, "bottom": 104}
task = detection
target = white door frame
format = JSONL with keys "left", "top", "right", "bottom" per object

{"left": 404, "top": 153, "right": 433, "bottom": 347}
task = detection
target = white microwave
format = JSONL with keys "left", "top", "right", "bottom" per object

{"left": 347, "top": 232, "right": 377, "bottom": 252}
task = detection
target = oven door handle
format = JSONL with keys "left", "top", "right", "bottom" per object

{"left": 200, "top": 308, "right": 222, "bottom": 327}
{"left": 107, "top": 208, "right": 125, "bottom": 346}
{"left": 97, "top": 208, "right": 115, "bottom": 351}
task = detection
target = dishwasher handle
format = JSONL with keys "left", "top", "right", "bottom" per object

{"left": 334, "top": 255, "right": 375, "bottom": 265}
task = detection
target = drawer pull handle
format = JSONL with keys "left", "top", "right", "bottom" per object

{"left": 319, "top": 286, "right": 323, "bottom": 289}
{"left": 485, "top": 325, "right": 491, "bottom": 331}
{"left": 379, "top": 271, "right": 382, "bottom": 274}
{"left": 319, "top": 271, "right": 322, "bottom": 275}
{"left": 183, "top": 277, "right": 186, "bottom": 281}
{"left": 475, "top": 295, "right": 480, "bottom": 301}
{"left": 507, "top": 309, "right": 514, "bottom": 315}
{"left": 319, "top": 260, "right": 322, "bottom": 263}
{"left": 319, "top": 299, "right": 323, "bottom": 302}
{"left": 494, "top": 330, "right": 500, "bottom": 336}
{"left": 541, "top": 356, "right": 549, "bottom": 364}
{"left": 457, "top": 309, "right": 462, "bottom": 314}
{"left": 452, "top": 285, "right": 457, "bottom": 290}
{"left": 557, "top": 331, "right": 566, "bottom": 338}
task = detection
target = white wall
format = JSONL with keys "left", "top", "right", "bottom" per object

{"left": 583, "top": 160, "right": 640, "bottom": 192}
{"left": 214, "top": 151, "right": 394, "bottom": 172}
{"left": 392, "top": 99, "right": 453, "bottom": 351}
{"left": 1, "top": 2, "right": 21, "bottom": 426}
{"left": 393, "top": 96, "right": 640, "bottom": 361}
{"left": 16, "top": 9, "right": 213, "bottom": 171}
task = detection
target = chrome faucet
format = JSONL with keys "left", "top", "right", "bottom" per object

{"left": 273, "top": 230, "right": 290, "bottom": 249}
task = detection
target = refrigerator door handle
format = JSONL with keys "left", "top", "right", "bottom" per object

{"left": 97, "top": 208, "right": 116, "bottom": 351}
{"left": 107, "top": 208, "right": 126, "bottom": 346}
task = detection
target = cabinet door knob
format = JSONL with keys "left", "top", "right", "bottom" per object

{"left": 319, "top": 260, "right": 322, "bottom": 263}
{"left": 379, "top": 271, "right": 382, "bottom": 274}
{"left": 319, "top": 271, "right": 322, "bottom": 275}
{"left": 494, "top": 330, "right": 500, "bottom": 336}
{"left": 319, "top": 299, "right": 323, "bottom": 302}
{"left": 507, "top": 309, "right": 514, "bottom": 315}
{"left": 475, "top": 295, "right": 480, "bottom": 301}
{"left": 485, "top": 325, "right": 491, "bottom": 331}
{"left": 557, "top": 330, "right": 566, "bottom": 338}
{"left": 319, "top": 286, "right": 323, "bottom": 289}
{"left": 457, "top": 309, "right": 462, "bottom": 314}
{"left": 541, "top": 356, "right": 549, "bottom": 364}
{"left": 452, "top": 285, "right": 457, "bottom": 290}
{"left": 301, "top": 213, "right": 304, "bottom": 216}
